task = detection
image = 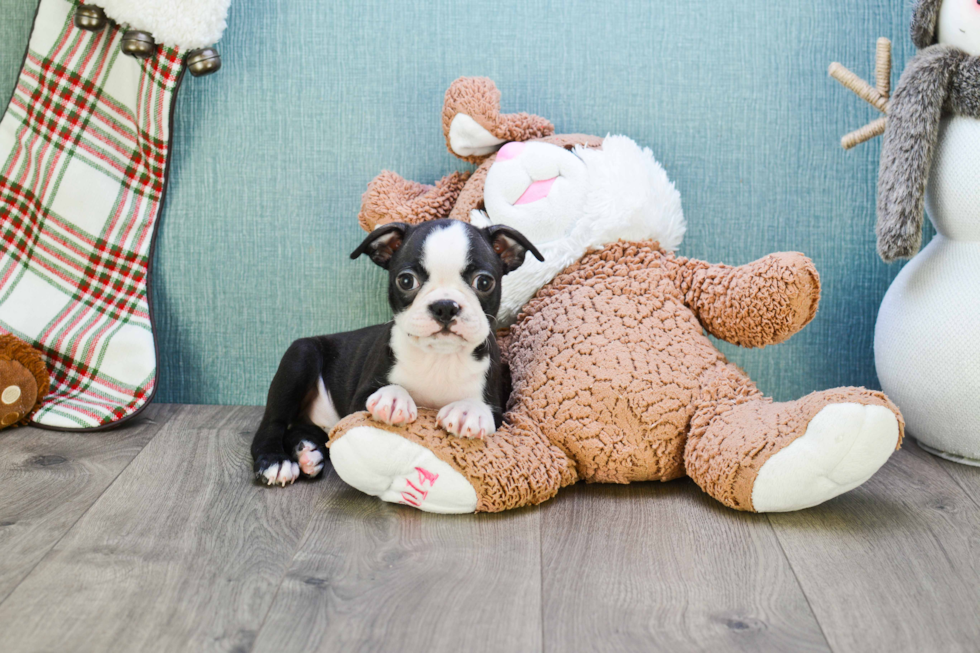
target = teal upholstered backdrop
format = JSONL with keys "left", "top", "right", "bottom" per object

{"left": 1, "top": 0, "right": 930, "bottom": 406}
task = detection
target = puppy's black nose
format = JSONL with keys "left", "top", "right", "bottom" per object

{"left": 429, "top": 300, "right": 461, "bottom": 325}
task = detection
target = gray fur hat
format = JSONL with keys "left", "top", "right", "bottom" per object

{"left": 911, "top": 0, "right": 943, "bottom": 49}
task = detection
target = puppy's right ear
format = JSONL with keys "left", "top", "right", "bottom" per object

{"left": 486, "top": 224, "right": 544, "bottom": 274}
{"left": 350, "top": 223, "right": 408, "bottom": 269}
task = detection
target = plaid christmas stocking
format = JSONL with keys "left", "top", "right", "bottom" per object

{"left": 0, "top": 0, "right": 228, "bottom": 430}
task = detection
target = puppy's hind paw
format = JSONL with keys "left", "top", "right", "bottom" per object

{"left": 366, "top": 385, "right": 418, "bottom": 426}
{"left": 295, "top": 440, "right": 325, "bottom": 478}
{"left": 254, "top": 455, "right": 300, "bottom": 487}
{"left": 437, "top": 400, "right": 496, "bottom": 439}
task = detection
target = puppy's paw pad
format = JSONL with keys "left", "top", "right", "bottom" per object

{"left": 295, "top": 440, "right": 324, "bottom": 478}
{"left": 366, "top": 385, "right": 418, "bottom": 426}
{"left": 255, "top": 456, "right": 300, "bottom": 487}
{"left": 437, "top": 400, "right": 496, "bottom": 439}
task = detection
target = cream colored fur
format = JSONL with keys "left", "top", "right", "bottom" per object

{"left": 475, "top": 135, "right": 686, "bottom": 325}
{"left": 97, "top": 0, "right": 231, "bottom": 49}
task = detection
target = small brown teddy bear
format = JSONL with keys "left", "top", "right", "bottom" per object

{"left": 0, "top": 334, "right": 49, "bottom": 429}
{"left": 328, "top": 77, "right": 904, "bottom": 514}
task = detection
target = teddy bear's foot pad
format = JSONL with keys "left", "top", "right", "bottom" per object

{"left": 331, "top": 426, "right": 478, "bottom": 514}
{"left": 752, "top": 403, "right": 899, "bottom": 512}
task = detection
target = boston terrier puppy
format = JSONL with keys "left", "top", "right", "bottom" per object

{"left": 251, "top": 219, "right": 544, "bottom": 486}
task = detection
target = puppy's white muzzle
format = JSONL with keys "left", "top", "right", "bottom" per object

{"left": 398, "top": 286, "right": 489, "bottom": 352}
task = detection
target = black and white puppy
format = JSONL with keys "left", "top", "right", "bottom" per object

{"left": 250, "top": 219, "right": 543, "bottom": 486}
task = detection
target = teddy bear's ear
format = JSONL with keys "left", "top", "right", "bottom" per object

{"left": 442, "top": 77, "right": 555, "bottom": 164}
{"left": 358, "top": 170, "right": 471, "bottom": 232}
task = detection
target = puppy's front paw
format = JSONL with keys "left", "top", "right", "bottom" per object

{"left": 254, "top": 454, "right": 300, "bottom": 487}
{"left": 366, "top": 385, "right": 418, "bottom": 426}
{"left": 437, "top": 400, "right": 495, "bottom": 439}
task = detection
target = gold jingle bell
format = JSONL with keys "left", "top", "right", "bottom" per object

{"left": 74, "top": 5, "right": 108, "bottom": 32}
{"left": 121, "top": 30, "right": 156, "bottom": 59}
{"left": 186, "top": 48, "right": 222, "bottom": 77}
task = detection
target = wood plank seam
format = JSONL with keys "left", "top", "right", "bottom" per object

{"left": 765, "top": 514, "right": 834, "bottom": 652}
{"left": 925, "top": 453, "right": 980, "bottom": 512}
{"left": 538, "top": 514, "right": 546, "bottom": 653}
{"left": 0, "top": 405, "right": 326, "bottom": 651}
{"left": 249, "top": 469, "right": 330, "bottom": 649}
{"left": 0, "top": 407, "right": 176, "bottom": 609}
{"left": 766, "top": 446, "right": 980, "bottom": 651}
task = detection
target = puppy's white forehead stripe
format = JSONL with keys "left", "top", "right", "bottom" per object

{"left": 422, "top": 222, "right": 470, "bottom": 282}
{"left": 396, "top": 221, "right": 489, "bottom": 348}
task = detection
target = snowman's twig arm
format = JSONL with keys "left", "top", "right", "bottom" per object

{"left": 830, "top": 62, "right": 890, "bottom": 114}
{"left": 830, "top": 38, "right": 892, "bottom": 149}
{"left": 876, "top": 37, "right": 892, "bottom": 97}
{"left": 843, "top": 117, "right": 888, "bottom": 150}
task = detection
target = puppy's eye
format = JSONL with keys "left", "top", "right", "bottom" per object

{"left": 396, "top": 272, "right": 420, "bottom": 291}
{"left": 471, "top": 274, "right": 495, "bottom": 293}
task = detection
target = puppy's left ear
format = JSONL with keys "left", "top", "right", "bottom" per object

{"left": 351, "top": 223, "right": 408, "bottom": 269}
{"left": 486, "top": 225, "right": 544, "bottom": 274}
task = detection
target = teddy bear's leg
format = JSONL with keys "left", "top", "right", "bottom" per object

{"left": 329, "top": 411, "right": 577, "bottom": 514}
{"left": 684, "top": 362, "right": 903, "bottom": 512}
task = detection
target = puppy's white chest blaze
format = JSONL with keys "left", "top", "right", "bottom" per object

{"left": 388, "top": 329, "right": 490, "bottom": 409}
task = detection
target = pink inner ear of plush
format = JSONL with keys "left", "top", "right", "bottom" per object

{"left": 496, "top": 141, "right": 525, "bottom": 162}
{"left": 515, "top": 177, "right": 557, "bottom": 205}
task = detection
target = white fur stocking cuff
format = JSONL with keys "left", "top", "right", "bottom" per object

{"left": 91, "top": 0, "right": 232, "bottom": 50}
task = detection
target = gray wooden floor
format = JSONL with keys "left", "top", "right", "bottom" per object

{"left": 1, "top": 404, "right": 978, "bottom": 653}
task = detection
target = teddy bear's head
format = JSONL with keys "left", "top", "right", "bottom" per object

{"left": 912, "top": 0, "right": 980, "bottom": 54}
{"left": 359, "top": 77, "right": 686, "bottom": 324}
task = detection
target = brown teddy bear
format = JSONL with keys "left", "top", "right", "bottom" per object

{"left": 0, "top": 334, "right": 49, "bottom": 429}
{"left": 327, "top": 77, "right": 904, "bottom": 514}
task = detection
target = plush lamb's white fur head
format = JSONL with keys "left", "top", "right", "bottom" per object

{"left": 470, "top": 135, "right": 685, "bottom": 325}
{"left": 359, "top": 78, "right": 686, "bottom": 326}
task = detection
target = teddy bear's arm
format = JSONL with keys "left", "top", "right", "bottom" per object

{"left": 670, "top": 253, "right": 821, "bottom": 348}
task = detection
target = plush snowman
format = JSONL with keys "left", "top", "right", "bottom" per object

{"left": 874, "top": 0, "right": 980, "bottom": 464}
